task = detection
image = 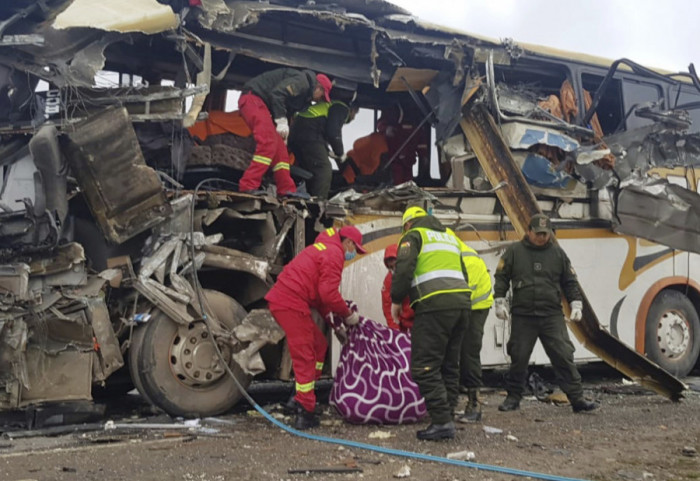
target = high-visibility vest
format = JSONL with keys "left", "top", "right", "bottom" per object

{"left": 447, "top": 229, "right": 494, "bottom": 310}
{"left": 406, "top": 227, "right": 471, "bottom": 306}
{"left": 295, "top": 101, "right": 348, "bottom": 119}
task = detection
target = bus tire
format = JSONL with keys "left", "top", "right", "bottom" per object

{"left": 134, "top": 290, "right": 252, "bottom": 417}
{"left": 644, "top": 289, "right": 700, "bottom": 377}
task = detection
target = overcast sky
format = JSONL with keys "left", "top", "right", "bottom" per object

{"left": 389, "top": 0, "right": 699, "bottom": 73}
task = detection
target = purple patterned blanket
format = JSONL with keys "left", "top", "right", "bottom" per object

{"left": 328, "top": 305, "right": 427, "bottom": 424}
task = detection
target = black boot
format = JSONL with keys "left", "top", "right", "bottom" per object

{"left": 498, "top": 395, "right": 520, "bottom": 412}
{"left": 416, "top": 421, "right": 456, "bottom": 441}
{"left": 458, "top": 388, "right": 482, "bottom": 423}
{"left": 282, "top": 393, "right": 301, "bottom": 415}
{"left": 294, "top": 409, "right": 320, "bottom": 430}
{"left": 571, "top": 399, "right": 598, "bottom": 413}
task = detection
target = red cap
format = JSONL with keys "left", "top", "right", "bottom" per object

{"left": 316, "top": 73, "right": 332, "bottom": 102}
{"left": 339, "top": 226, "right": 367, "bottom": 254}
{"left": 383, "top": 244, "right": 398, "bottom": 266}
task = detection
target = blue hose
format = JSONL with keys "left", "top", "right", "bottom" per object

{"left": 252, "top": 402, "right": 591, "bottom": 481}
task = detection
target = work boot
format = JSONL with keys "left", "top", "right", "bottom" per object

{"left": 294, "top": 409, "right": 320, "bottom": 430}
{"left": 416, "top": 421, "right": 456, "bottom": 441}
{"left": 458, "top": 388, "right": 482, "bottom": 423}
{"left": 571, "top": 399, "right": 599, "bottom": 413}
{"left": 282, "top": 393, "right": 301, "bottom": 415}
{"left": 498, "top": 395, "right": 520, "bottom": 412}
{"left": 280, "top": 191, "right": 311, "bottom": 200}
{"left": 240, "top": 189, "right": 268, "bottom": 196}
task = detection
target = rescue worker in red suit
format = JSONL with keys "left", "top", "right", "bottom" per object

{"left": 237, "top": 68, "right": 333, "bottom": 197}
{"left": 377, "top": 107, "right": 430, "bottom": 185}
{"left": 381, "top": 244, "right": 414, "bottom": 331}
{"left": 265, "top": 226, "right": 367, "bottom": 430}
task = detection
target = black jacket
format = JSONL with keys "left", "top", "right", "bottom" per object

{"left": 391, "top": 215, "right": 471, "bottom": 314}
{"left": 243, "top": 68, "right": 316, "bottom": 119}
{"left": 493, "top": 236, "right": 581, "bottom": 317}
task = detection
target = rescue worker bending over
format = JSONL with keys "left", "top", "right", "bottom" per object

{"left": 237, "top": 68, "right": 332, "bottom": 198}
{"left": 288, "top": 99, "right": 359, "bottom": 199}
{"left": 453, "top": 232, "right": 493, "bottom": 423}
{"left": 391, "top": 207, "right": 472, "bottom": 441}
{"left": 494, "top": 214, "right": 598, "bottom": 414}
{"left": 381, "top": 244, "right": 414, "bottom": 331}
{"left": 265, "top": 226, "right": 366, "bottom": 430}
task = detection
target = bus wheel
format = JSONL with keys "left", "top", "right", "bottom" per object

{"left": 644, "top": 289, "right": 700, "bottom": 378}
{"left": 134, "top": 290, "right": 252, "bottom": 417}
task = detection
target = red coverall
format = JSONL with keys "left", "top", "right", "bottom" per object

{"left": 265, "top": 235, "right": 351, "bottom": 413}
{"left": 381, "top": 244, "right": 414, "bottom": 331}
{"left": 238, "top": 92, "right": 297, "bottom": 195}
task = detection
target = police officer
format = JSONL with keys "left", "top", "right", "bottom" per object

{"left": 391, "top": 206, "right": 472, "bottom": 440}
{"left": 454, "top": 235, "right": 493, "bottom": 423}
{"left": 288, "top": 99, "right": 358, "bottom": 199}
{"left": 494, "top": 213, "right": 598, "bottom": 413}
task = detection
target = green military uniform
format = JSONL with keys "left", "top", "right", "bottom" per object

{"left": 494, "top": 235, "right": 585, "bottom": 402}
{"left": 288, "top": 101, "right": 351, "bottom": 199}
{"left": 391, "top": 215, "right": 471, "bottom": 425}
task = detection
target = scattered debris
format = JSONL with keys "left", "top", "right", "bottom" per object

{"left": 393, "top": 465, "right": 411, "bottom": 478}
{"left": 369, "top": 430, "right": 394, "bottom": 439}
{"left": 506, "top": 434, "right": 518, "bottom": 442}
{"left": 446, "top": 450, "right": 475, "bottom": 461}
{"left": 483, "top": 426, "right": 503, "bottom": 435}
{"left": 682, "top": 446, "right": 698, "bottom": 457}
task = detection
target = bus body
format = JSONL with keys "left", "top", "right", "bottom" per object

{"left": 1, "top": 0, "right": 698, "bottom": 418}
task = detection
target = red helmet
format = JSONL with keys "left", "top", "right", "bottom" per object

{"left": 383, "top": 244, "right": 398, "bottom": 267}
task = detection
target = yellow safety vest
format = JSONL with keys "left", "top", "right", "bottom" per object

{"left": 447, "top": 229, "right": 494, "bottom": 310}
{"left": 406, "top": 227, "right": 471, "bottom": 306}
{"left": 295, "top": 101, "right": 348, "bottom": 119}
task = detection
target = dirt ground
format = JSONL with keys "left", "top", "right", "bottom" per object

{"left": 2, "top": 368, "right": 700, "bottom": 481}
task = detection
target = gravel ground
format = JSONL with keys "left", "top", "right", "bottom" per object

{"left": 2, "top": 369, "right": 700, "bottom": 481}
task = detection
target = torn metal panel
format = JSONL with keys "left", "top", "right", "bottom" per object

{"left": 86, "top": 298, "right": 124, "bottom": 382}
{"left": 53, "top": 0, "right": 179, "bottom": 34}
{"left": 20, "top": 347, "right": 93, "bottom": 405}
{"left": 330, "top": 181, "right": 437, "bottom": 213}
{"left": 231, "top": 309, "right": 285, "bottom": 376}
{"left": 63, "top": 107, "right": 172, "bottom": 244}
{"left": 614, "top": 175, "right": 700, "bottom": 254}
{"left": 202, "top": 245, "right": 271, "bottom": 284}
{"left": 385, "top": 67, "right": 438, "bottom": 93}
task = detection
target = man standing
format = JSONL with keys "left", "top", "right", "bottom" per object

{"left": 265, "top": 226, "right": 366, "bottom": 429}
{"left": 238, "top": 68, "right": 332, "bottom": 197}
{"left": 455, "top": 236, "right": 493, "bottom": 423}
{"left": 288, "top": 99, "right": 359, "bottom": 199}
{"left": 494, "top": 214, "right": 598, "bottom": 413}
{"left": 391, "top": 207, "right": 471, "bottom": 441}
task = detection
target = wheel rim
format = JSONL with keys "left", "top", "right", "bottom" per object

{"left": 169, "top": 322, "right": 231, "bottom": 387}
{"left": 656, "top": 309, "right": 691, "bottom": 360}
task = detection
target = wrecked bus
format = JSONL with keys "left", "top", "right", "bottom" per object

{"left": 0, "top": 0, "right": 695, "bottom": 420}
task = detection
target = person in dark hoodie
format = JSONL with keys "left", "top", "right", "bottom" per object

{"left": 390, "top": 206, "right": 472, "bottom": 441}
{"left": 237, "top": 68, "right": 332, "bottom": 198}
{"left": 493, "top": 213, "right": 598, "bottom": 414}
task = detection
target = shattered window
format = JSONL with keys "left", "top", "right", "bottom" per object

{"left": 581, "top": 73, "right": 623, "bottom": 135}
{"left": 621, "top": 79, "right": 663, "bottom": 131}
